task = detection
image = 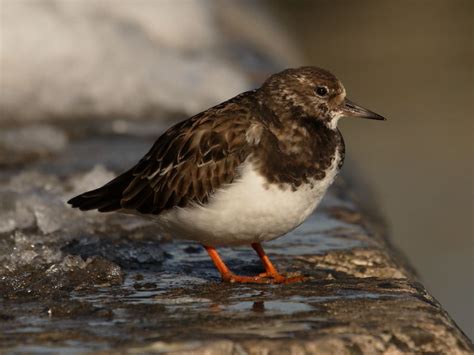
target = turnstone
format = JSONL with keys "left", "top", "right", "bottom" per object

{"left": 69, "top": 67, "right": 385, "bottom": 284}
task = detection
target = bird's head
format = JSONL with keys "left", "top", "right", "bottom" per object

{"left": 259, "top": 66, "right": 386, "bottom": 129}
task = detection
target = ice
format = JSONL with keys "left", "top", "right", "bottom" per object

{"left": 5, "top": 171, "right": 63, "bottom": 194}
{"left": 1, "top": 1, "right": 298, "bottom": 122}
{"left": 0, "top": 124, "right": 68, "bottom": 154}
{"left": 0, "top": 218, "right": 15, "bottom": 234}
{"left": 0, "top": 254, "right": 123, "bottom": 300}
{"left": 46, "top": 255, "right": 123, "bottom": 285}
{"left": 0, "top": 165, "right": 164, "bottom": 278}
{"left": 0, "top": 190, "right": 37, "bottom": 234}
{"left": 0, "top": 191, "right": 20, "bottom": 233}
{"left": 0, "top": 231, "right": 63, "bottom": 273}
{"left": 69, "top": 165, "right": 116, "bottom": 196}
{"left": 0, "top": 172, "right": 76, "bottom": 237}
{"left": 52, "top": 255, "right": 88, "bottom": 272}
{"left": 0, "top": 125, "right": 68, "bottom": 165}
{"left": 33, "top": 194, "right": 67, "bottom": 235}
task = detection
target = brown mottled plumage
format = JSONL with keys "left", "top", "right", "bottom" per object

{"left": 70, "top": 91, "right": 257, "bottom": 214}
{"left": 69, "top": 66, "right": 385, "bottom": 284}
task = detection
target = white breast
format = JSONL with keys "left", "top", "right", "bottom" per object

{"left": 156, "top": 150, "right": 341, "bottom": 246}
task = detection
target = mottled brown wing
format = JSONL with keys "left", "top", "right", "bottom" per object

{"left": 119, "top": 103, "right": 258, "bottom": 215}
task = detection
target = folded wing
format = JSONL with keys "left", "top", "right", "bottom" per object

{"left": 68, "top": 97, "right": 260, "bottom": 215}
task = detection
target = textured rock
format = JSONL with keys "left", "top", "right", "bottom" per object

{"left": 0, "top": 142, "right": 471, "bottom": 353}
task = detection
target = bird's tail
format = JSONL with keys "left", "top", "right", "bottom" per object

{"left": 68, "top": 169, "right": 134, "bottom": 212}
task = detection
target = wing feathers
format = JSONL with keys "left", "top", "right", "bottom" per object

{"left": 68, "top": 91, "right": 264, "bottom": 215}
{"left": 67, "top": 169, "right": 135, "bottom": 211}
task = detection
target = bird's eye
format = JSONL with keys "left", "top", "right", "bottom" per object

{"left": 315, "top": 86, "right": 328, "bottom": 97}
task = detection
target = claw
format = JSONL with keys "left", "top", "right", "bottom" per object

{"left": 225, "top": 272, "right": 305, "bottom": 284}
{"left": 203, "top": 244, "right": 306, "bottom": 285}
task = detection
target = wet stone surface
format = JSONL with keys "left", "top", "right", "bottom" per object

{"left": 0, "top": 120, "right": 472, "bottom": 354}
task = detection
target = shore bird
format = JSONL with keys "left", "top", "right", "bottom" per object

{"left": 69, "top": 67, "right": 385, "bottom": 283}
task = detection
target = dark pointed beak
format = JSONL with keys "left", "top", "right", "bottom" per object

{"left": 341, "top": 98, "right": 386, "bottom": 120}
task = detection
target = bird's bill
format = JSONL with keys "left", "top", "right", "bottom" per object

{"left": 341, "top": 98, "right": 386, "bottom": 120}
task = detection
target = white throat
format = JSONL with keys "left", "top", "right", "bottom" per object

{"left": 327, "top": 111, "right": 344, "bottom": 130}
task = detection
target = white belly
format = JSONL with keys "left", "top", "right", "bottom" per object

{"left": 156, "top": 151, "right": 341, "bottom": 246}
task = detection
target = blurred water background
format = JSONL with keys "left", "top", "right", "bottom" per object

{"left": 269, "top": 0, "right": 473, "bottom": 338}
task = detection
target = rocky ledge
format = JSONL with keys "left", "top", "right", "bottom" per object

{"left": 0, "top": 119, "right": 472, "bottom": 354}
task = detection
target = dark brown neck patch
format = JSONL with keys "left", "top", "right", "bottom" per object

{"left": 251, "top": 108, "right": 345, "bottom": 190}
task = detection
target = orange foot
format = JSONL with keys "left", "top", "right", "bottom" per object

{"left": 203, "top": 244, "right": 306, "bottom": 285}
{"left": 223, "top": 272, "right": 306, "bottom": 284}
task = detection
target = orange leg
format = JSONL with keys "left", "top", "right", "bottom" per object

{"left": 251, "top": 243, "right": 305, "bottom": 283}
{"left": 203, "top": 245, "right": 270, "bottom": 283}
{"left": 251, "top": 242, "right": 285, "bottom": 281}
{"left": 203, "top": 244, "right": 305, "bottom": 284}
